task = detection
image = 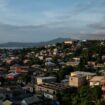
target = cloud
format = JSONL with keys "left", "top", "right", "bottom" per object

{"left": 88, "top": 15, "right": 105, "bottom": 30}
{"left": 0, "top": 0, "right": 105, "bottom": 42}
{"left": 0, "top": 0, "right": 44, "bottom": 25}
{"left": 0, "top": 23, "right": 73, "bottom": 43}
{"left": 88, "top": 23, "right": 105, "bottom": 30}
{"left": 78, "top": 30, "right": 105, "bottom": 40}
{"left": 0, "top": 0, "right": 104, "bottom": 26}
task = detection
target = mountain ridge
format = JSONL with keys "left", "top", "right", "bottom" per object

{"left": 0, "top": 38, "right": 73, "bottom": 48}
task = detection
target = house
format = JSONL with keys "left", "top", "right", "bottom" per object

{"left": 53, "top": 68, "right": 60, "bottom": 72}
{"left": 6, "top": 59, "right": 13, "bottom": 65}
{"left": 66, "top": 57, "right": 80, "bottom": 67}
{"left": 0, "top": 67, "right": 8, "bottom": 71}
{"left": 66, "top": 61, "right": 79, "bottom": 67}
{"left": 70, "top": 71, "right": 96, "bottom": 80}
{"left": 45, "top": 61, "right": 55, "bottom": 67}
{"left": 10, "top": 65, "right": 29, "bottom": 73}
{"left": 99, "top": 70, "right": 105, "bottom": 75}
{"left": 100, "top": 80, "right": 105, "bottom": 93}
{"left": 35, "top": 83, "right": 68, "bottom": 99}
{"left": 38, "top": 56, "right": 44, "bottom": 60}
{"left": 6, "top": 73, "right": 19, "bottom": 80}
{"left": 89, "top": 76, "right": 105, "bottom": 87}
{"left": 69, "top": 75, "right": 86, "bottom": 87}
{"left": 22, "top": 84, "right": 34, "bottom": 93}
{"left": 10, "top": 56, "right": 18, "bottom": 60}
{"left": 69, "top": 71, "right": 96, "bottom": 87}
{"left": 3, "top": 100, "right": 13, "bottom": 105}
{"left": 36, "top": 76, "right": 56, "bottom": 85}
{"left": 64, "top": 41, "right": 73, "bottom": 45}
{"left": 53, "top": 48, "right": 58, "bottom": 55}
{"left": 23, "top": 59, "right": 30, "bottom": 64}
{"left": 31, "top": 64, "right": 41, "bottom": 69}
{"left": 94, "top": 63, "right": 105, "bottom": 68}
{"left": 88, "top": 61, "right": 96, "bottom": 66}
{"left": 10, "top": 64, "right": 20, "bottom": 70}
{"left": 102, "top": 55, "right": 105, "bottom": 60}
{"left": 3, "top": 86, "right": 35, "bottom": 104}
{"left": 21, "top": 95, "right": 42, "bottom": 105}
{"left": 72, "top": 57, "right": 80, "bottom": 61}
{"left": 45, "top": 57, "right": 52, "bottom": 62}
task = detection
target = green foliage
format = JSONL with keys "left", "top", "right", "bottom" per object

{"left": 77, "top": 57, "right": 87, "bottom": 71}
{"left": 61, "top": 86, "right": 103, "bottom": 105}
{"left": 57, "top": 66, "right": 74, "bottom": 81}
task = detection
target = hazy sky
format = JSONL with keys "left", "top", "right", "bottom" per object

{"left": 0, "top": 0, "right": 105, "bottom": 43}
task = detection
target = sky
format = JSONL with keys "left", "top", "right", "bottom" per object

{"left": 0, "top": 0, "right": 105, "bottom": 43}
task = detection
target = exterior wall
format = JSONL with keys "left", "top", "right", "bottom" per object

{"left": 70, "top": 72, "right": 96, "bottom": 80}
{"left": 89, "top": 76, "right": 105, "bottom": 87}
{"left": 102, "top": 86, "right": 105, "bottom": 92}
{"left": 64, "top": 41, "right": 73, "bottom": 44}
{"left": 21, "top": 100, "right": 27, "bottom": 105}
{"left": 69, "top": 76, "right": 85, "bottom": 87}
{"left": 36, "top": 77, "right": 56, "bottom": 85}
{"left": 44, "top": 93, "right": 54, "bottom": 99}
{"left": 66, "top": 62, "right": 79, "bottom": 67}
{"left": 71, "top": 73, "right": 77, "bottom": 77}
{"left": 38, "top": 56, "right": 44, "bottom": 60}
{"left": 36, "top": 78, "right": 43, "bottom": 85}
{"left": 86, "top": 75, "right": 94, "bottom": 80}
{"left": 90, "top": 82, "right": 100, "bottom": 87}
{"left": 69, "top": 77, "right": 79, "bottom": 87}
{"left": 35, "top": 85, "right": 56, "bottom": 95}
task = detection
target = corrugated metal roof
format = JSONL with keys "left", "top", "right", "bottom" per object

{"left": 22, "top": 95, "right": 41, "bottom": 104}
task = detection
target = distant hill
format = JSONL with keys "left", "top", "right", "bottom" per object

{"left": 0, "top": 38, "right": 73, "bottom": 48}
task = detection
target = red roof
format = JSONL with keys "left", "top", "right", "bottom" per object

{"left": 7, "top": 75, "right": 14, "bottom": 80}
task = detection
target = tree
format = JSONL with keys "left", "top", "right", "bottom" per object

{"left": 72, "top": 95, "right": 80, "bottom": 105}
{"left": 94, "top": 100, "right": 103, "bottom": 105}
{"left": 57, "top": 66, "right": 74, "bottom": 81}
{"left": 77, "top": 57, "right": 86, "bottom": 71}
{"left": 79, "top": 86, "right": 90, "bottom": 98}
{"left": 62, "top": 95, "right": 71, "bottom": 105}
{"left": 90, "top": 86, "right": 102, "bottom": 101}
{"left": 80, "top": 99, "right": 90, "bottom": 105}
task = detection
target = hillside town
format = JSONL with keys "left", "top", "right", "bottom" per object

{"left": 0, "top": 40, "right": 105, "bottom": 105}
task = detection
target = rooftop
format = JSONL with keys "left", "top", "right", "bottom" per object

{"left": 90, "top": 76, "right": 105, "bottom": 82}
{"left": 36, "top": 83, "right": 68, "bottom": 90}
{"left": 37, "top": 76, "right": 56, "bottom": 80}
{"left": 71, "top": 71, "right": 96, "bottom": 76}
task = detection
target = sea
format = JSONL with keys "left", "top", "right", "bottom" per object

{"left": 0, "top": 47, "right": 28, "bottom": 49}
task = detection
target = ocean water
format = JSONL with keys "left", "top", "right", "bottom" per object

{"left": 0, "top": 47, "right": 25, "bottom": 49}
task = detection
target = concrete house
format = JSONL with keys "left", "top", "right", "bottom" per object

{"left": 70, "top": 71, "right": 96, "bottom": 80}
{"left": 35, "top": 83, "right": 67, "bottom": 99}
{"left": 69, "top": 75, "right": 86, "bottom": 87}
{"left": 36, "top": 76, "right": 56, "bottom": 85}
{"left": 89, "top": 76, "right": 105, "bottom": 87}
